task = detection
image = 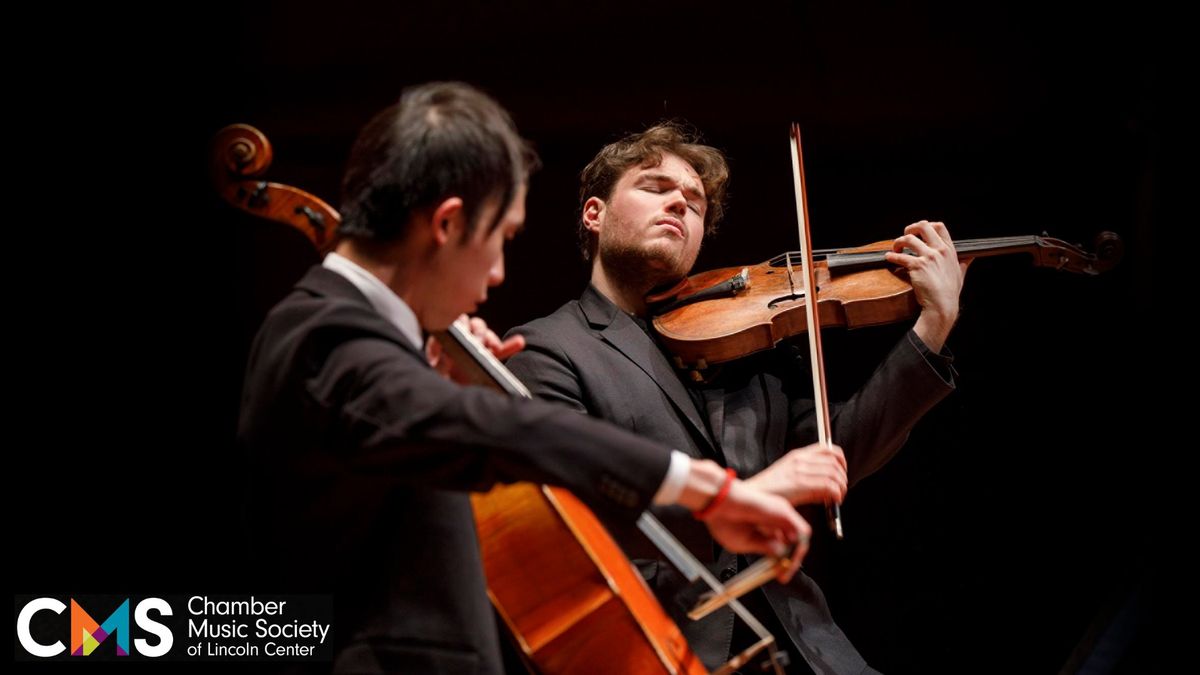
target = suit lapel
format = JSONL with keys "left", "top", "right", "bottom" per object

{"left": 579, "top": 286, "right": 720, "bottom": 457}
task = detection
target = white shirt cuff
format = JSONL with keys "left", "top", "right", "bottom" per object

{"left": 651, "top": 451, "right": 691, "bottom": 506}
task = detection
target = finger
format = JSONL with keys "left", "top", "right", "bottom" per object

{"left": 884, "top": 250, "right": 916, "bottom": 270}
{"left": 467, "top": 318, "right": 505, "bottom": 353}
{"left": 425, "top": 337, "right": 443, "bottom": 366}
{"left": 929, "top": 221, "right": 953, "bottom": 247}
{"left": 908, "top": 220, "right": 949, "bottom": 248}
{"left": 748, "top": 528, "right": 783, "bottom": 557}
{"left": 828, "top": 444, "right": 847, "bottom": 472}
{"left": 765, "top": 533, "right": 797, "bottom": 584}
{"left": 813, "top": 451, "right": 847, "bottom": 486}
{"left": 751, "top": 489, "right": 806, "bottom": 540}
{"left": 819, "top": 447, "right": 847, "bottom": 480}
{"left": 894, "top": 232, "right": 936, "bottom": 258}
{"left": 820, "top": 463, "right": 848, "bottom": 499}
{"left": 814, "top": 442, "right": 840, "bottom": 457}
{"left": 779, "top": 521, "right": 810, "bottom": 583}
{"left": 905, "top": 220, "right": 941, "bottom": 245}
{"left": 903, "top": 220, "right": 930, "bottom": 243}
{"left": 493, "top": 334, "right": 526, "bottom": 360}
{"left": 791, "top": 529, "right": 809, "bottom": 568}
{"left": 886, "top": 237, "right": 934, "bottom": 271}
{"left": 430, "top": 347, "right": 457, "bottom": 378}
{"left": 816, "top": 477, "right": 844, "bottom": 504}
{"left": 468, "top": 316, "right": 488, "bottom": 338}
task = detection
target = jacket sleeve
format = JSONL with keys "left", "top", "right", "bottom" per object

{"left": 269, "top": 323, "right": 671, "bottom": 521}
{"left": 238, "top": 289, "right": 676, "bottom": 521}
{"left": 785, "top": 330, "right": 957, "bottom": 485}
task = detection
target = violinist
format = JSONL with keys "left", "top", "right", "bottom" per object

{"left": 238, "top": 86, "right": 811, "bottom": 674}
{"left": 505, "top": 122, "right": 967, "bottom": 674}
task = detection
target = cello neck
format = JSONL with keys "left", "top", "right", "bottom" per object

{"left": 433, "top": 322, "right": 532, "bottom": 398}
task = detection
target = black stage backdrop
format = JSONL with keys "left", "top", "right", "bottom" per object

{"left": 13, "top": 2, "right": 1173, "bottom": 673}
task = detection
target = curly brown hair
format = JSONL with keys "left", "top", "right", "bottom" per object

{"left": 578, "top": 122, "right": 729, "bottom": 260}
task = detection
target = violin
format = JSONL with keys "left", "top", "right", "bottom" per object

{"left": 651, "top": 232, "right": 1123, "bottom": 373}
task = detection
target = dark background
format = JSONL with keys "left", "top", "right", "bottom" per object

{"left": 15, "top": 1, "right": 1172, "bottom": 672}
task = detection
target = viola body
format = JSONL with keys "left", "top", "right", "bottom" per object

{"left": 655, "top": 243, "right": 916, "bottom": 370}
{"left": 653, "top": 235, "right": 1121, "bottom": 372}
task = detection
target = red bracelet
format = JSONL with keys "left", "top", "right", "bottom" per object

{"left": 692, "top": 467, "right": 737, "bottom": 520}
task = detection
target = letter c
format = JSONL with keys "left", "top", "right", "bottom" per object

{"left": 17, "top": 598, "right": 66, "bottom": 657}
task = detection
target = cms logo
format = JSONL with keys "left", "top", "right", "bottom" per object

{"left": 16, "top": 597, "right": 173, "bottom": 657}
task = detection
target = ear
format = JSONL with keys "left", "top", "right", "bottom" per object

{"left": 429, "top": 197, "right": 466, "bottom": 246}
{"left": 581, "top": 196, "right": 605, "bottom": 235}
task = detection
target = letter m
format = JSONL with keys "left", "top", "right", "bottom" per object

{"left": 70, "top": 599, "right": 130, "bottom": 656}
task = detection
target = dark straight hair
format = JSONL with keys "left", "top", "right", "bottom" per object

{"left": 339, "top": 82, "right": 539, "bottom": 242}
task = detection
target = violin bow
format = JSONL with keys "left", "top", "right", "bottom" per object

{"left": 789, "top": 123, "right": 844, "bottom": 539}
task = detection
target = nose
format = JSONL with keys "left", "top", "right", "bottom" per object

{"left": 665, "top": 189, "right": 687, "bottom": 217}
{"left": 488, "top": 252, "right": 505, "bottom": 287}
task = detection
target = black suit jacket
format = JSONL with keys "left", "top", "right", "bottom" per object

{"left": 506, "top": 284, "right": 956, "bottom": 675}
{"left": 238, "top": 267, "right": 673, "bottom": 674}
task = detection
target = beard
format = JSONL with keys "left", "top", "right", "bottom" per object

{"left": 597, "top": 217, "right": 699, "bottom": 293}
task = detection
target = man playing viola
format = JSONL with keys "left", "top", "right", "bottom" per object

{"left": 238, "top": 88, "right": 811, "bottom": 674}
{"left": 506, "top": 122, "right": 967, "bottom": 674}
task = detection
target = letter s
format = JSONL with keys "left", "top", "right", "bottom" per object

{"left": 133, "top": 598, "right": 173, "bottom": 657}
